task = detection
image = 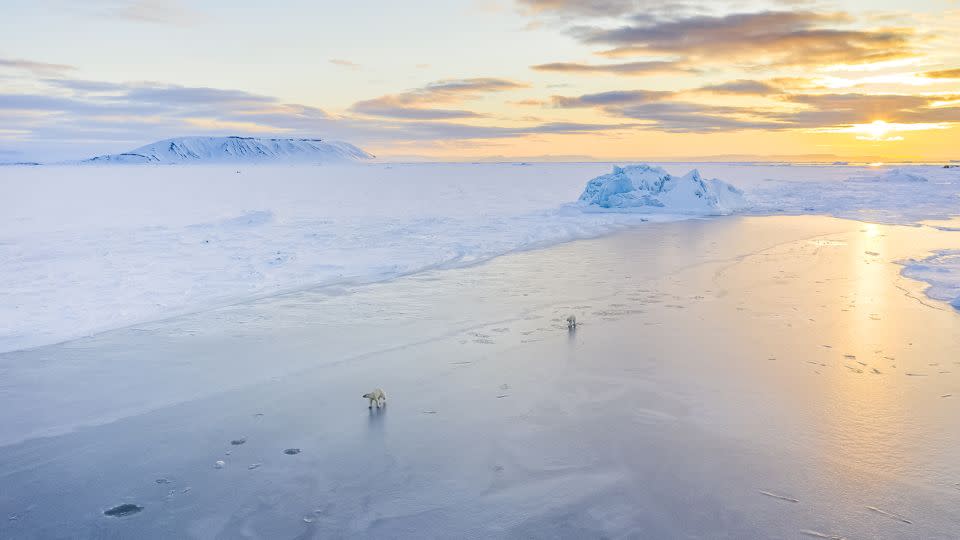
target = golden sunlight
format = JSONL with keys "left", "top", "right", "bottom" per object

{"left": 815, "top": 121, "right": 949, "bottom": 142}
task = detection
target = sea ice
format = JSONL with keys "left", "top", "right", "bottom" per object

{"left": 900, "top": 250, "right": 960, "bottom": 309}
{"left": 3, "top": 162, "right": 960, "bottom": 354}
{"left": 848, "top": 167, "right": 928, "bottom": 183}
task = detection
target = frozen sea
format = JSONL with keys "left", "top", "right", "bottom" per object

{"left": 1, "top": 163, "right": 960, "bottom": 538}
{"left": 3, "top": 162, "right": 960, "bottom": 355}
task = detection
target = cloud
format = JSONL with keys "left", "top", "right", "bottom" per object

{"left": 574, "top": 11, "right": 917, "bottom": 67}
{"left": 350, "top": 78, "right": 527, "bottom": 119}
{"left": 531, "top": 60, "right": 688, "bottom": 75}
{"left": 543, "top": 83, "right": 960, "bottom": 132}
{"left": 696, "top": 79, "right": 781, "bottom": 95}
{"left": 778, "top": 93, "right": 960, "bottom": 125}
{"left": 610, "top": 101, "right": 786, "bottom": 132}
{"left": 0, "top": 58, "right": 76, "bottom": 76}
{"left": 512, "top": 99, "right": 547, "bottom": 106}
{"left": 550, "top": 89, "right": 670, "bottom": 107}
{"left": 1, "top": 73, "right": 640, "bottom": 161}
{"left": 350, "top": 98, "right": 483, "bottom": 119}
{"left": 42, "top": 79, "right": 129, "bottom": 92}
{"left": 925, "top": 68, "right": 960, "bottom": 79}
{"left": 516, "top": 0, "right": 700, "bottom": 20}
{"left": 330, "top": 59, "right": 360, "bottom": 69}
{"left": 517, "top": 0, "right": 647, "bottom": 17}
{"left": 105, "top": 0, "right": 198, "bottom": 25}
{"left": 123, "top": 86, "right": 275, "bottom": 105}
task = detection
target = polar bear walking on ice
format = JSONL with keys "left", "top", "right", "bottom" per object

{"left": 363, "top": 388, "right": 386, "bottom": 409}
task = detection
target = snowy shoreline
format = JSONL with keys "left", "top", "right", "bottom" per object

{"left": 2, "top": 162, "right": 959, "bottom": 354}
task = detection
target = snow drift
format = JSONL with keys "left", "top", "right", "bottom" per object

{"left": 80, "top": 136, "right": 373, "bottom": 164}
{"left": 850, "top": 167, "right": 929, "bottom": 183}
{"left": 578, "top": 164, "right": 746, "bottom": 213}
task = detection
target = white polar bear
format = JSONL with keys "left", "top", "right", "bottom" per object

{"left": 362, "top": 388, "right": 386, "bottom": 408}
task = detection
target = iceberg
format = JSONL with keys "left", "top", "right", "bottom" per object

{"left": 578, "top": 164, "right": 746, "bottom": 214}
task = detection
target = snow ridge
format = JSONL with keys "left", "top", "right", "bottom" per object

{"left": 80, "top": 136, "right": 373, "bottom": 164}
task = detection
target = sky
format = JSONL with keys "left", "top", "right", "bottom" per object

{"left": 2, "top": 0, "right": 960, "bottom": 161}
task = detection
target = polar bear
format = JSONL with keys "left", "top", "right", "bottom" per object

{"left": 362, "top": 388, "right": 386, "bottom": 408}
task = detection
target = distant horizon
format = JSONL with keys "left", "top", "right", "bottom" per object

{"left": 3, "top": 133, "right": 957, "bottom": 166}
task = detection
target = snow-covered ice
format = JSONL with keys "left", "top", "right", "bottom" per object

{"left": 2, "top": 215, "right": 959, "bottom": 538}
{"left": 578, "top": 164, "right": 746, "bottom": 213}
{"left": 847, "top": 167, "right": 929, "bottom": 183}
{"left": 2, "top": 161, "right": 960, "bottom": 354}
{"left": 900, "top": 250, "right": 960, "bottom": 309}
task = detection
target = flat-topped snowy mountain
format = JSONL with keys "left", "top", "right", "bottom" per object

{"left": 79, "top": 136, "right": 373, "bottom": 164}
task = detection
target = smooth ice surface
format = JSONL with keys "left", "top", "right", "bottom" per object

{"left": 78, "top": 136, "right": 372, "bottom": 164}
{"left": 2, "top": 162, "right": 960, "bottom": 353}
{"left": 578, "top": 164, "right": 746, "bottom": 212}
{"left": 0, "top": 216, "right": 958, "bottom": 538}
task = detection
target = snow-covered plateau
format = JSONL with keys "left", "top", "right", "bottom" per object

{"left": 77, "top": 136, "right": 373, "bottom": 164}
{"left": 1, "top": 161, "right": 960, "bottom": 353}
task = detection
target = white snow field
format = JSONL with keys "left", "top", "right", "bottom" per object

{"left": 2, "top": 162, "right": 960, "bottom": 354}
{"left": 79, "top": 136, "right": 372, "bottom": 164}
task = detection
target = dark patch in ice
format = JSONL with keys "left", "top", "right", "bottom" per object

{"left": 230, "top": 438, "right": 246, "bottom": 445}
{"left": 104, "top": 504, "right": 143, "bottom": 517}
{"left": 283, "top": 448, "right": 301, "bottom": 455}
{"left": 155, "top": 478, "right": 170, "bottom": 484}
{"left": 759, "top": 490, "right": 799, "bottom": 503}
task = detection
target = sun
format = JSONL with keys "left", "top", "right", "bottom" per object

{"left": 864, "top": 120, "right": 890, "bottom": 140}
